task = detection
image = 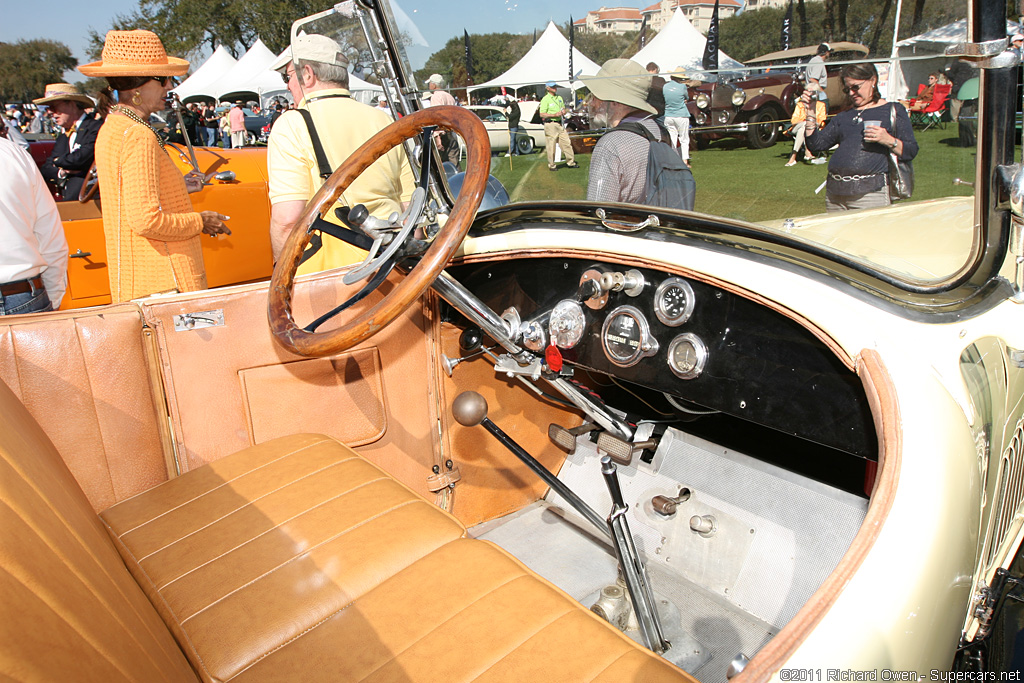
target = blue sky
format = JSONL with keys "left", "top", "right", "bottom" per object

{"left": 2, "top": 0, "right": 603, "bottom": 78}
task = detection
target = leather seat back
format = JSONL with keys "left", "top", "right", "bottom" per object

{"left": 0, "top": 304, "right": 174, "bottom": 512}
{"left": 0, "top": 376, "right": 197, "bottom": 682}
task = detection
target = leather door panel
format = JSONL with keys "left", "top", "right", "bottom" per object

{"left": 140, "top": 269, "right": 439, "bottom": 498}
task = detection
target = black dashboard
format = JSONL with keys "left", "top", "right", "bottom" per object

{"left": 449, "top": 257, "right": 876, "bottom": 459}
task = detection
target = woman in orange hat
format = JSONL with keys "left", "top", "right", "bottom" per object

{"left": 80, "top": 30, "right": 230, "bottom": 303}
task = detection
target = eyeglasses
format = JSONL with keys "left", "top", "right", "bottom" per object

{"left": 842, "top": 82, "right": 868, "bottom": 95}
{"left": 281, "top": 69, "right": 296, "bottom": 85}
{"left": 151, "top": 76, "right": 178, "bottom": 87}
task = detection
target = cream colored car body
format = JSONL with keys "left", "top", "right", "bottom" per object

{"left": 467, "top": 102, "right": 545, "bottom": 154}
{"left": 453, "top": 194, "right": 1024, "bottom": 674}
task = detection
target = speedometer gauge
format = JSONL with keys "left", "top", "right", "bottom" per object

{"left": 654, "top": 277, "right": 695, "bottom": 327}
{"left": 601, "top": 306, "right": 659, "bottom": 367}
{"left": 548, "top": 300, "right": 586, "bottom": 349}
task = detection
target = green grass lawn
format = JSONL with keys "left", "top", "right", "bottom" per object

{"left": 485, "top": 124, "right": 981, "bottom": 224}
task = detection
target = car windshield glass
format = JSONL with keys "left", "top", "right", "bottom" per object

{"left": 309, "top": 1, "right": 1013, "bottom": 288}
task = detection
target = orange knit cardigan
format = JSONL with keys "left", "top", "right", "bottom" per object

{"left": 95, "top": 114, "right": 206, "bottom": 303}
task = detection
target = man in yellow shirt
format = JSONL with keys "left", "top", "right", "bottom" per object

{"left": 268, "top": 34, "right": 416, "bottom": 275}
{"left": 538, "top": 81, "right": 578, "bottom": 171}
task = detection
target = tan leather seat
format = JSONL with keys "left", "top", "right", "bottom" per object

{"left": 0, "top": 377, "right": 692, "bottom": 682}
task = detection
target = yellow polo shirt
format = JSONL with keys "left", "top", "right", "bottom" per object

{"left": 268, "top": 88, "right": 416, "bottom": 274}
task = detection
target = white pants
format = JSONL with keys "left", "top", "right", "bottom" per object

{"left": 664, "top": 116, "right": 690, "bottom": 160}
{"left": 231, "top": 130, "right": 246, "bottom": 148}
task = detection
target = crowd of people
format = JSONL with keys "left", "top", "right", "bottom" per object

{"left": 6, "top": 20, "right": 988, "bottom": 317}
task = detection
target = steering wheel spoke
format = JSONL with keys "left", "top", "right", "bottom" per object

{"left": 268, "top": 106, "right": 490, "bottom": 357}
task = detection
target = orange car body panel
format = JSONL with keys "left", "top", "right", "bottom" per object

{"left": 56, "top": 143, "right": 274, "bottom": 309}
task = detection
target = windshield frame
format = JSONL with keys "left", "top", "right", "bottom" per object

{"left": 357, "top": 0, "right": 1018, "bottom": 311}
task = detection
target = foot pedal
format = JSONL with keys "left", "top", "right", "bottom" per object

{"left": 597, "top": 432, "right": 658, "bottom": 466}
{"left": 548, "top": 422, "right": 597, "bottom": 454}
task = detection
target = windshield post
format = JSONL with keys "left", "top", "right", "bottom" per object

{"left": 969, "top": 0, "right": 1018, "bottom": 290}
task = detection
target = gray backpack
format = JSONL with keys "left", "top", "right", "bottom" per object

{"left": 613, "top": 121, "right": 696, "bottom": 211}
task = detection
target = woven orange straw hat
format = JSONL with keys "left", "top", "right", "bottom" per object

{"left": 78, "top": 30, "right": 189, "bottom": 77}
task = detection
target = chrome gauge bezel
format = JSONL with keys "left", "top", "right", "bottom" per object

{"left": 548, "top": 299, "right": 586, "bottom": 349}
{"left": 653, "top": 277, "right": 695, "bottom": 327}
{"left": 667, "top": 333, "right": 708, "bottom": 380}
{"left": 601, "top": 305, "right": 659, "bottom": 368}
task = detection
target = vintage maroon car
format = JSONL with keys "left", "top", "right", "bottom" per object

{"left": 688, "top": 42, "right": 869, "bottom": 149}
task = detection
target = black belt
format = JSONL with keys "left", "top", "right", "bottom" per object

{"left": 0, "top": 276, "right": 43, "bottom": 297}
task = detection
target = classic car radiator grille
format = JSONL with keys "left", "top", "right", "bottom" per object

{"left": 988, "top": 417, "right": 1024, "bottom": 566}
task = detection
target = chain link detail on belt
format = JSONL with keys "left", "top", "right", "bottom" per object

{"left": 828, "top": 172, "right": 881, "bottom": 182}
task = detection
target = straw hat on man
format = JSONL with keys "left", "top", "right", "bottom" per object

{"left": 33, "top": 83, "right": 101, "bottom": 201}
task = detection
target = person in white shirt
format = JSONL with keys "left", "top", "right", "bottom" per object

{"left": 0, "top": 136, "right": 68, "bottom": 314}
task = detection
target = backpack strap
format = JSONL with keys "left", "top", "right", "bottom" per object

{"left": 611, "top": 119, "right": 670, "bottom": 144}
{"left": 297, "top": 109, "right": 333, "bottom": 180}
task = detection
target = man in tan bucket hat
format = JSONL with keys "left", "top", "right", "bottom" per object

{"left": 33, "top": 83, "right": 101, "bottom": 201}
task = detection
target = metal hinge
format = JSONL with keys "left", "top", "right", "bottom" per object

{"left": 173, "top": 309, "right": 225, "bottom": 332}
{"left": 970, "top": 568, "right": 1024, "bottom": 639}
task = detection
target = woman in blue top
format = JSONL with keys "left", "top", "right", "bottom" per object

{"left": 804, "top": 62, "right": 918, "bottom": 212}
{"left": 662, "top": 67, "right": 691, "bottom": 164}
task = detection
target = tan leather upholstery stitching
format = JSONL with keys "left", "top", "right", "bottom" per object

{"left": 71, "top": 319, "right": 117, "bottom": 505}
{"left": 134, "top": 458, "right": 369, "bottom": 563}
{"left": 110, "top": 438, "right": 335, "bottom": 535}
{"left": 351, "top": 573, "right": 534, "bottom": 683}
{"left": 470, "top": 603, "right": 576, "bottom": 680}
{"left": 156, "top": 475, "right": 390, "bottom": 590}
{"left": 585, "top": 648, "right": 633, "bottom": 682}
{"left": 101, "top": 518, "right": 216, "bottom": 679}
{"left": 180, "top": 498, "right": 427, "bottom": 625}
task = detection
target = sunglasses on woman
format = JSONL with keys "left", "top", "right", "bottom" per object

{"left": 842, "top": 82, "right": 869, "bottom": 94}
{"left": 150, "top": 76, "right": 179, "bottom": 87}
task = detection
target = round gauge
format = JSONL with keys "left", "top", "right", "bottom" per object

{"left": 601, "top": 305, "right": 659, "bottom": 367}
{"left": 548, "top": 300, "right": 586, "bottom": 349}
{"left": 667, "top": 333, "right": 708, "bottom": 380}
{"left": 654, "top": 277, "right": 695, "bottom": 327}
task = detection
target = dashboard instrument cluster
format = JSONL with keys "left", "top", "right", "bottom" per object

{"left": 449, "top": 258, "right": 875, "bottom": 458}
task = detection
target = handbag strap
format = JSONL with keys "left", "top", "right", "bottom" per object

{"left": 297, "top": 109, "right": 333, "bottom": 180}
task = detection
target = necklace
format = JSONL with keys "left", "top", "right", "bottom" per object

{"left": 111, "top": 104, "right": 164, "bottom": 149}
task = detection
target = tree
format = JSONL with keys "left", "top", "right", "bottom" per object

{"left": 0, "top": 39, "right": 78, "bottom": 102}
{"left": 720, "top": 0, "right": 965, "bottom": 62}
{"left": 86, "top": 0, "right": 335, "bottom": 64}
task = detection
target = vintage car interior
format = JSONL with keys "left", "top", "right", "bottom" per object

{"left": 3, "top": 0, "right": 1022, "bottom": 679}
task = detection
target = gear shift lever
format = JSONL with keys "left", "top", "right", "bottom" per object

{"left": 452, "top": 391, "right": 611, "bottom": 540}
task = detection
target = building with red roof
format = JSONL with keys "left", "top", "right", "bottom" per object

{"left": 578, "top": 7, "right": 643, "bottom": 35}
{"left": 640, "top": 0, "right": 742, "bottom": 33}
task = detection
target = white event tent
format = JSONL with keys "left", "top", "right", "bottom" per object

{"left": 632, "top": 8, "right": 743, "bottom": 77}
{"left": 468, "top": 22, "right": 601, "bottom": 94}
{"left": 204, "top": 39, "right": 283, "bottom": 103}
{"left": 172, "top": 45, "right": 237, "bottom": 103}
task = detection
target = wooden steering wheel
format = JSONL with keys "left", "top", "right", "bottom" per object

{"left": 78, "top": 162, "right": 99, "bottom": 203}
{"left": 268, "top": 106, "right": 490, "bottom": 357}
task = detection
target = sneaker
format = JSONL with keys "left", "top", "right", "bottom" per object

{"left": 548, "top": 165, "right": 557, "bottom": 171}
{"left": 810, "top": 157, "right": 827, "bottom": 165}
{"left": 565, "top": 162, "right": 580, "bottom": 168}
{"left": 504, "top": 152, "right": 512, "bottom": 157}
{"left": 785, "top": 160, "right": 797, "bottom": 167}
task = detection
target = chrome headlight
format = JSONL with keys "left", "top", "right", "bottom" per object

{"left": 731, "top": 89, "right": 747, "bottom": 107}
{"left": 694, "top": 111, "right": 707, "bottom": 125}
{"left": 695, "top": 93, "right": 710, "bottom": 109}
{"left": 717, "top": 110, "right": 730, "bottom": 124}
